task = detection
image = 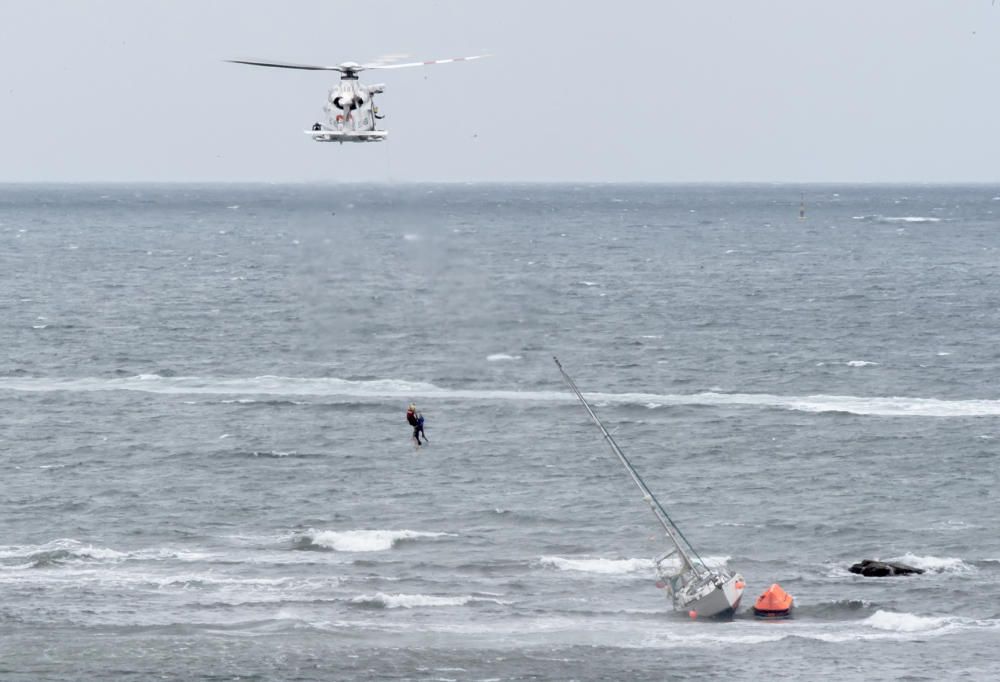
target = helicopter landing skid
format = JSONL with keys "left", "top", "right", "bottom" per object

{"left": 307, "top": 130, "right": 388, "bottom": 143}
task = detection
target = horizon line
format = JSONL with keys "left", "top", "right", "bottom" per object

{"left": 2, "top": 180, "right": 999, "bottom": 187}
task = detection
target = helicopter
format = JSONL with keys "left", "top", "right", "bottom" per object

{"left": 225, "top": 55, "right": 489, "bottom": 143}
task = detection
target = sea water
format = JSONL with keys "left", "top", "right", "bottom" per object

{"left": 1, "top": 184, "right": 998, "bottom": 680}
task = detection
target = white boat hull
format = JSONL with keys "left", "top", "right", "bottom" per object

{"left": 676, "top": 572, "right": 744, "bottom": 618}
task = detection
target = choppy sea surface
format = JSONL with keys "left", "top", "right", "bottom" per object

{"left": 1, "top": 184, "right": 999, "bottom": 680}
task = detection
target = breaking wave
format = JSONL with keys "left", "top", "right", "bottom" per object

{"left": 3, "top": 375, "right": 1000, "bottom": 417}
{"left": 349, "top": 592, "right": 506, "bottom": 609}
{"left": 864, "top": 610, "right": 952, "bottom": 633}
{"left": 540, "top": 555, "right": 733, "bottom": 575}
{"left": 294, "top": 529, "right": 451, "bottom": 553}
{"left": 887, "top": 553, "right": 975, "bottom": 574}
{"left": 852, "top": 215, "right": 943, "bottom": 224}
{"left": 540, "top": 556, "right": 653, "bottom": 574}
{"left": 0, "top": 539, "right": 215, "bottom": 569}
{"left": 0, "top": 539, "right": 126, "bottom": 568}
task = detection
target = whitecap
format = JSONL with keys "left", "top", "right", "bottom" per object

{"left": 864, "top": 610, "right": 950, "bottom": 633}
{"left": 540, "top": 556, "right": 653, "bottom": 574}
{"left": 882, "top": 216, "right": 942, "bottom": 223}
{"left": 846, "top": 360, "right": 878, "bottom": 367}
{"left": 487, "top": 353, "right": 522, "bottom": 362}
{"left": 5, "top": 375, "right": 1000, "bottom": 417}
{"left": 351, "top": 592, "right": 497, "bottom": 608}
{"left": 889, "top": 553, "right": 974, "bottom": 574}
{"left": 301, "top": 529, "right": 450, "bottom": 552}
{"left": 0, "top": 539, "right": 127, "bottom": 565}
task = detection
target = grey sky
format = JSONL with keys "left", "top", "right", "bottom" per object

{"left": 1, "top": 0, "right": 998, "bottom": 182}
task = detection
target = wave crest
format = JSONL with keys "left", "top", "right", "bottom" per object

{"left": 852, "top": 215, "right": 943, "bottom": 224}
{"left": 865, "top": 610, "right": 951, "bottom": 633}
{"left": 4, "top": 376, "right": 1000, "bottom": 417}
{"left": 349, "top": 592, "right": 506, "bottom": 609}
{"left": 0, "top": 539, "right": 218, "bottom": 570}
{"left": 888, "top": 553, "right": 975, "bottom": 574}
{"left": 0, "top": 539, "right": 126, "bottom": 568}
{"left": 294, "top": 529, "right": 450, "bottom": 553}
{"left": 540, "top": 556, "right": 653, "bottom": 574}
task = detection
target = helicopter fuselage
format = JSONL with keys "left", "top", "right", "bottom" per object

{"left": 227, "top": 53, "right": 488, "bottom": 144}
{"left": 309, "top": 78, "right": 387, "bottom": 143}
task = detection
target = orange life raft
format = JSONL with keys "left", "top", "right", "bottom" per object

{"left": 752, "top": 583, "right": 794, "bottom": 618}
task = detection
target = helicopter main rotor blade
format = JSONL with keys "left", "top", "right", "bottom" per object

{"left": 225, "top": 59, "right": 345, "bottom": 72}
{"left": 363, "top": 54, "right": 491, "bottom": 70}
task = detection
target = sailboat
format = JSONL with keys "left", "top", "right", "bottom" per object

{"left": 554, "top": 357, "right": 745, "bottom": 618}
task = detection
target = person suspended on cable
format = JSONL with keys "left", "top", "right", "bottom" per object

{"left": 406, "top": 403, "right": 425, "bottom": 445}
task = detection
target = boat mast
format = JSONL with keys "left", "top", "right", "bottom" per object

{"left": 554, "top": 356, "right": 710, "bottom": 575}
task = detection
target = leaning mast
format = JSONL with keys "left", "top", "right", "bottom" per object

{"left": 554, "top": 356, "right": 711, "bottom": 576}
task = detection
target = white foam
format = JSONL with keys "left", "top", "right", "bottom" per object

{"left": 852, "top": 215, "right": 942, "bottom": 224}
{"left": 888, "top": 553, "right": 974, "bottom": 574}
{"left": 3, "top": 375, "right": 1000, "bottom": 417}
{"left": 0, "top": 539, "right": 126, "bottom": 563}
{"left": 303, "top": 529, "right": 449, "bottom": 552}
{"left": 0, "top": 539, "right": 224, "bottom": 567}
{"left": 540, "top": 556, "right": 653, "bottom": 574}
{"left": 865, "top": 610, "right": 950, "bottom": 633}
{"left": 882, "top": 216, "right": 941, "bottom": 223}
{"left": 351, "top": 592, "right": 487, "bottom": 608}
{"left": 487, "top": 353, "right": 522, "bottom": 362}
{"left": 846, "top": 360, "right": 878, "bottom": 367}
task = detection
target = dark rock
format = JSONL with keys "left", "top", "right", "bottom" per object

{"left": 849, "top": 559, "right": 925, "bottom": 577}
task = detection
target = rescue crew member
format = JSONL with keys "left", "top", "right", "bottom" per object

{"left": 406, "top": 403, "right": 423, "bottom": 445}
